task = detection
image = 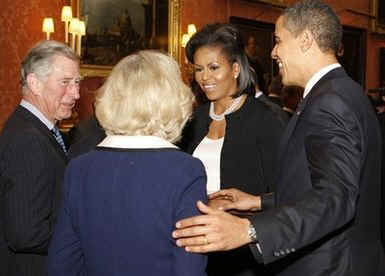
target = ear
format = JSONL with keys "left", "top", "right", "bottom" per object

{"left": 26, "top": 73, "right": 43, "bottom": 96}
{"left": 299, "top": 30, "right": 313, "bottom": 53}
{"left": 232, "top": 62, "right": 240, "bottom": 79}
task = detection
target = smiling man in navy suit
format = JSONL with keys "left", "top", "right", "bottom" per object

{"left": 0, "top": 40, "right": 80, "bottom": 276}
{"left": 173, "top": 1, "right": 385, "bottom": 275}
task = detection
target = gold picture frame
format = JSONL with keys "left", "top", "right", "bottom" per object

{"left": 371, "top": 0, "right": 385, "bottom": 34}
{"left": 71, "top": 0, "right": 182, "bottom": 77}
{"left": 245, "top": 0, "right": 287, "bottom": 9}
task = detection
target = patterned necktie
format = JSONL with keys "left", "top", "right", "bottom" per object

{"left": 51, "top": 126, "right": 67, "bottom": 154}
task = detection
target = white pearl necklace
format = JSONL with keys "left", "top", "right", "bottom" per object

{"left": 209, "top": 96, "right": 243, "bottom": 121}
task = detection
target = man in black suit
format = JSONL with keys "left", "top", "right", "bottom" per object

{"left": 281, "top": 85, "right": 303, "bottom": 118}
{"left": 67, "top": 114, "right": 106, "bottom": 159}
{"left": 255, "top": 82, "right": 289, "bottom": 127}
{"left": 172, "top": 1, "right": 385, "bottom": 275}
{"left": 0, "top": 40, "right": 80, "bottom": 276}
{"left": 267, "top": 75, "right": 284, "bottom": 107}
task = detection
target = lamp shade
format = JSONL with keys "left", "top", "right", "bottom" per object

{"left": 78, "top": 20, "right": 86, "bottom": 36}
{"left": 42, "top": 18, "right": 54, "bottom": 33}
{"left": 69, "top": 18, "right": 79, "bottom": 34}
{"left": 187, "top": 24, "right": 197, "bottom": 36}
{"left": 181, "top": 34, "right": 190, "bottom": 48}
{"left": 61, "top": 6, "right": 72, "bottom": 22}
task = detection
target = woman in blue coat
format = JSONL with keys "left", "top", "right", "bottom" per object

{"left": 47, "top": 50, "right": 207, "bottom": 276}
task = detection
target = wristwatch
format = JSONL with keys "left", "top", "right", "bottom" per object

{"left": 247, "top": 219, "right": 258, "bottom": 243}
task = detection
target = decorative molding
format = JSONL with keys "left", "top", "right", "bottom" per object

{"left": 169, "top": 0, "right": 182, "bottom": 65}
{"left": 80, "top": 65, "right": 111, "bottom": 77}
{"left": 345, "top": 8, "right": 375, "bottom": 19}
{"left": 371, "top": 0, "right": 385, "bottom": 34}
{"left": 245, "top": 0, "right": 286, "bottom": 9}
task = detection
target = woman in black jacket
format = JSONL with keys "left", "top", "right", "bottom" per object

{"left": 180, "top": 23, "right": 286, "bottom": 276}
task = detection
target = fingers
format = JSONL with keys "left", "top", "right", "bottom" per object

{"left": 175, "top": 234, "right": 210, "bottom": 247}
{"left": 173, "top": 224, "right": 211, "bottom": 239}
{"left": 196, "top": 200, "right": 217, "bottom": 215}
{"left": 208, "top": 198, "right": 233, "bottom": 210}
{"left": 219, "top": 202, "right": 237, "bottom": 211}
{"left": 176, "top": 234, "right": 223, "bottom": 253}
{"left": 175, "top": 214, "right": 212, "bottom": 229}
{"left": 208, "top": 189, "right": 235, "bottom": 200}
{"left": 208, "top": 190, "right": 228, "bottom": 199}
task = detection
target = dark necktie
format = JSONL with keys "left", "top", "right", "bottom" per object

{"left": 51, "top": 126, "right": 67, "bottom": 154}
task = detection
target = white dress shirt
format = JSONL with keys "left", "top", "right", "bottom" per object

{"left": 303, "top": 63, "right": 341, "bottom": 99}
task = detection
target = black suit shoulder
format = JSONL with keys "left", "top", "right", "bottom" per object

{"left": 68, "top": 115, "right": 106, "bottom": 159}
{"left": 0, "top": 106, "right": 67, "bottom": 276}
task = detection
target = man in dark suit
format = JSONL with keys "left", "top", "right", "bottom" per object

{"left": 172, "top": 1, "right": 385, "bottom": 275}
{"left": 0, "top": 40, "right": 80, "bottom": 276}
{"left": 281, "top": 85, "right": 303, "bottom": 118}
{"left": 255, "top": 82, "right": 289, "bottom": 127}
{"left": 246, "top": 35, "right": 267, "bottom": 94}
{"left": 67, "top": 114, "right": 106, "bottom": 159}
{"left": 266, "top": 75, "right": 283, "bottom": 107}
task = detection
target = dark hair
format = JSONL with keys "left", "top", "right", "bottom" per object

{"left": 269, "top": 75, "right": 283, "bottom": 95}
{"left": 282, "top": 0, "right": 342, "bottom": 55}
{"left": 186, "top": 23, "right": 255, "bottom": 98}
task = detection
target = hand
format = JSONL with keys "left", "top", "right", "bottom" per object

{"left": 207, "top": 197, "right": 233, "bottom": 210}
{"left": 172, "top": 201, "right": 251, "bottom": 253}
{"left": 208, "top": 188, "right": 261, "bottom": 212}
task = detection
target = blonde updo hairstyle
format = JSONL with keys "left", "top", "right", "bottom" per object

{"left": 95, "top": 50, "right": 195, "bottom": 143}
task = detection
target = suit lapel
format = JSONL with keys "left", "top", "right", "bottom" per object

{"left": 16, "top": 106, "right": 68, "bottom": 162}
{"left": 278, "top": 67, "right": 347, "bottom": 162}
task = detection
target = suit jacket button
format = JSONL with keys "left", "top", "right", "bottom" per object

{"left": 280, "top": 250, "right": 285, "bottom": 255}
{"left": 291, "top": 248, "right": 295, "bottom": 252}
{"left": 286, "top": 249, "right": 291, "bottom": 254}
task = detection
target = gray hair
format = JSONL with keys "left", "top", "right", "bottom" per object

{"left": 20, "top": 40, "right": 79, "bottom": 89}
{"left": 282, "top": 0, "right": 342, "bottom": 54}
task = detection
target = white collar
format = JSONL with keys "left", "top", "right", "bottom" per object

{"left": 303, "top": 63, "right": 341, "bottom": 99}
{"left": 20, "top": 99, "right": 55, "bottom": 130}
{"left": 98, "top": 135, "right": 178, "bottom": 149}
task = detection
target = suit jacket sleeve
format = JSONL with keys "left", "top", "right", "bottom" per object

{"left": 250, "top": 92, "right": 362, "bottom": 264}
{"left": 2, "top": 134, "right": 60, "bottom": 253}
{"left": 172, "top": 158, "right": 208, "bottom": 276}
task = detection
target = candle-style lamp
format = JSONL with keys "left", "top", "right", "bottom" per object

{"left": 69, "top": 18, "right": 79, "bottom": 51}
{"left": 181, "top": 34, "right": 190, "bottom": 48}
{"left": 77, "top": 20, "right": 86, "bottom": 56}
{"left": 42, "top": 18, "right": 54, "bottom": 40}
{"left": 187, "top": 24, "right": 197, "bottom": 36}
{"left": 181, "top": 24, "right": 197, "bottom": 48}
{"left": 61, "top": 6, "right": 73, "bottom": 44}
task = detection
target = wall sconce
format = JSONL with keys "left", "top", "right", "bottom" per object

{"left": 77, "top": 21, "right": 86, "bottom": 56}
{"left": 68, "top": 18, "right": 86, "bottom": 56}
{"left": 181, "top": 34, "right": 190, "bottom": 48}
{"left": 42, "top": 18, "right": 54, "bottom": 40}
{"left": 69, "top": 18, "right": 79, "bottom": 50}
{"left": 187, "top": 24, "right": 197, "bottom": 36}
{"left": 181, "top": 24, "right": 197, "bottom": 47}
{"left": 61, "top": 6, "right": 73, "bottom": 44}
